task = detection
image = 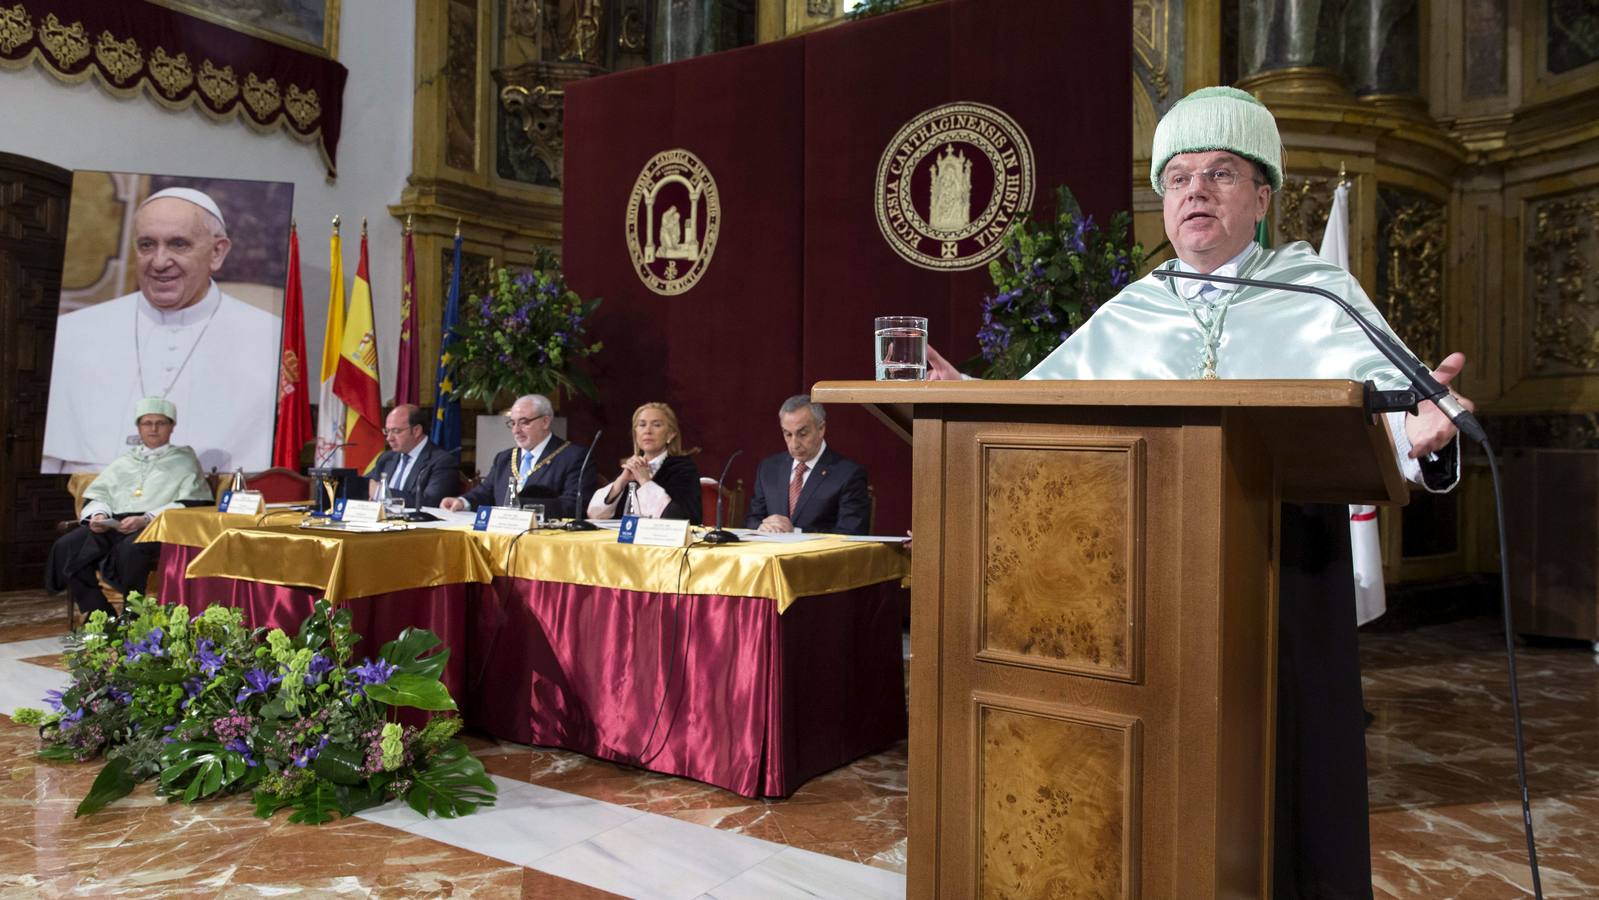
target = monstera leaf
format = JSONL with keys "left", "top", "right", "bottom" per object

{"left": 158, "top": 741, "right": 248, "bottom": 803}
{"left": 379, "top": 628, "right": 450, "bottom": 681}
{"left": 403, "top": 741, "right": 496, "bottom": 818}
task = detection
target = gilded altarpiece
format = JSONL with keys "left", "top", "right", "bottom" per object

{"left": 1525, "top": 190, "right": 1599, "bottom": 376}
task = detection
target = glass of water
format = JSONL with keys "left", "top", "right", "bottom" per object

{"left": 874, "top": 316, "right": 928, "bottom": 380}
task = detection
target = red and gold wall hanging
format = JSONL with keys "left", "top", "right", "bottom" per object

{"left": 0, "top": 0, "right": 348, "bottom": 173}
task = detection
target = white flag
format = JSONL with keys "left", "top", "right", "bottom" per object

{"left": 1320, "top": 182, "right": 1386, "bottom": 626}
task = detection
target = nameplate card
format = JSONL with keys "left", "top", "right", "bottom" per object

{"left": 617, "top": 516, "right": 691, "bottom": 547}
{"left": 218, "top": 490, "right": 264, "bottom": 515}
{"left": 335, "top": 499, "right": 384, "bottom": 525}
{"left": 472, "top": 506, "right": 536, "bottom": 534}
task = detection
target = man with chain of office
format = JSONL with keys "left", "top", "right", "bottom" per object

{"left": 929, "top": 86, "right": 1473, "bottom": 899}
{"left": 441, "top": 394, "right": 592, "bottom": 518}
{"left": 42, "top": 187, "right": 281, "bottom": 474}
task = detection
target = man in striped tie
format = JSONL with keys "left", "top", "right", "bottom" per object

{"left": 745, "top": 395, "right": 871, "bottom": 536}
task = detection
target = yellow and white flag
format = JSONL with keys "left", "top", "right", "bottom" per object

{"left": 1318, "top": 181, "right": 1385, "bottom": 626}
{"left": 315, "top": 223, "right": 347, "bottom": 468}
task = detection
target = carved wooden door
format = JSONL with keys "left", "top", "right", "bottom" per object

{"left": 0, "top": 152, "right": 72, "bottom": 589}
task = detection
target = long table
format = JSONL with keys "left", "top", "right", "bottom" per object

{"left": 140, "top": 509, "right": 909, "bottom": 797}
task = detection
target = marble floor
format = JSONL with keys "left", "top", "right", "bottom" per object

{"left": 0, "top": 588, "right": 1594, "bottom": 897}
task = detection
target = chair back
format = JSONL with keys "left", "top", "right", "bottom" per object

{"left": 245, "top": 467, "right": 314, "bottom": 503}
{"left": 67, "top": 472, "right": 99, "bottom": 518}
{"left": 699, "top": 477, "right": 746, "bottom": 529}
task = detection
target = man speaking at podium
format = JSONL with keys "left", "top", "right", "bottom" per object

{"left": 930, "top": 86, "right": 1472, "bottom": 900}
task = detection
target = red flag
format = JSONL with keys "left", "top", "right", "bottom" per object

{"left": 333, "top": 226, "right": 384, "bottom": 471}
{"left": 394, "top": 217, "right": 420, "bottom": 405}
{"left": 271, "top": 224, "right": 312, "bottom": 469}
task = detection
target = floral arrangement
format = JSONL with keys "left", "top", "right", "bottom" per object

{"left": 445, "top": 247, "right": 602, "bottom": 407}
{"left": 12, "top": 593, "right": 495, "bottom": 824}
{"left": 975, "top": 187, "right": 1150, "bottom": 380}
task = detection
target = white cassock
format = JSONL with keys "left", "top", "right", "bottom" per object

{"left": 43, "top": 282, "right": 281, "bottom": 473}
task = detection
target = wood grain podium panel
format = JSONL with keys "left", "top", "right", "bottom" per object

{"left": 979, "top": 438, "right": 1144, "bottom": 683}
{"left": 812, "top": 380, "right": 1402, "bottom": 899}
{"left": 976, "top": 696, "right": 1141, "bottom": 899}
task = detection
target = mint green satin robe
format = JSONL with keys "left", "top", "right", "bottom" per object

{"left": 1025, "top": 241, "right": 1418, "bottom": 388}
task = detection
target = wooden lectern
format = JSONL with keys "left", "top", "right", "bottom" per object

{"left": 810, "top": 380, "right": 1406, "bottom": 899}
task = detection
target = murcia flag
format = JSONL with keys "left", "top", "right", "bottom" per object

{"left": 334, "top": 222, "right": 384, "bottom": 472}
{"left": 394, "top": 216, "right": 420, "bottom": 406}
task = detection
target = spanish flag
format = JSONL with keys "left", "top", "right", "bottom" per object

{"left": 334, "top": 222, "right": 384, "bottom": 472}
{"left": 314, "top": 220, "right": 346, "bottom": 468}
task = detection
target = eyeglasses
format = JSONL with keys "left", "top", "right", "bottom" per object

{"left": 1160, "top": 166, "right": 1261, "bottom": 193}
{"left": 504, "top": 415, "right": 549, "bottom": 429}
{"left": 382, "top": 427, "right": 415, "bottom": 436}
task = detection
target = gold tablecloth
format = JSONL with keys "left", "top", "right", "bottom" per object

{"left": 181, "top": 524, "right": 495, "bottom": 604}
{"left": 144, "top": 508, "right": 908, "bottom": 612}
{"left": 473, "top": 530, "right": 908, "bottom": 613}
{"left": 139, "top": 506, "right": 309, "bottom": 548}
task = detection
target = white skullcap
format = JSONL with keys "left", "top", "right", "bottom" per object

{"left": 140, "top": 187, "right": 226, "bottom": 230}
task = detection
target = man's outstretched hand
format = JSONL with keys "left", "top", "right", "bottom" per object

{"left": 925, "top": 346, "right": 962, "bottom": 381}
{"left": 1405, "top": 351, "right": 1474, "bottom": 458}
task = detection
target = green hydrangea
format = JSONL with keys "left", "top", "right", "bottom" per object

{"left": 379, "top": 722, "right": 404, "bottom": 771}
{"left": 266, "top": 629, "right": 293, "bottom": 665}
{"left": 11, "top": 707, "right": 50, "bottom": 726}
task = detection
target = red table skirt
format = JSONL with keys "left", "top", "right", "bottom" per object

{"left": 156, "top": 544, "right": 469, "bottom": 705}
{"left": 155, "top": 545, "right": 907, "bottom": 798}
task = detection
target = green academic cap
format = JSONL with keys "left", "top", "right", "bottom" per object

{"left": 134, "top": 396, "right": 177, "bottom": 423}
{"left": 1150, "top": 85, "right": 1284, "bottom": 195}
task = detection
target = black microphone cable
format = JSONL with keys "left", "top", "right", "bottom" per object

{"left": 634, "top": 539, "right": 699, "bottom": 767}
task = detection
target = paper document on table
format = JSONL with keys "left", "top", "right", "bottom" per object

{"left": 585, "top": 519, "right": 625, "bottom": 530}
{"left": 737, "top": 531, "right": 824, "bottom": 543}
{"left": 840, "top": 535, "right": 912, "bottom": 544}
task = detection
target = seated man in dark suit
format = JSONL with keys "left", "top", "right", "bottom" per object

{"left": 440, "top": 393, "right": 592, "bottom": 518}
{"left": 745, "top": 394, "right": 870, "bottom": 535}
{"left": 366, "top": 404, "right": 459, "bottom": 508}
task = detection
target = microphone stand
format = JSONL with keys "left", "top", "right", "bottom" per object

{"left": 1150, "top": 268, "right": 1486, "bottom": 445}
{"left": 562, "top": 430, "right": 603, "bottom": 531}
{"left": 701, "top": 450, "right": 743, "bottom": 544}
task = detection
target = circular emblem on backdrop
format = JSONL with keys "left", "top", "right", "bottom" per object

{"left": 874, "top": 102, "right": 1036, "bottom": 271}
{"left": 626, "top": 149, "right": 721, "bottom": 295}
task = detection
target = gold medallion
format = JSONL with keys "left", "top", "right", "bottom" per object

{"left": 625, "top": 149, "right": 721, "bottom": 296}
{"left": 874, "top": 102, "right": 1036, "bottom": 271}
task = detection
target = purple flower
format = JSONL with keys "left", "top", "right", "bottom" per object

{"left": 43, "top": 689, "right": 65, "bottom": 712}
{"left": 234, "top": 667, "right": 282, "bottom": 704}
{"left": 346, "top": 658, "right": 397, "bottom": 695}
{"left": 124, "top": 628, "right": 166, "bottom": 662}
{"left": 61, "top": 707, "right": 84, "bottom": 728}
{"left": 108, "top": 687, "right": 132, "bottom": 704}
{"left": 224, "top": 738, "right": 258, "bottom": 767}
{"left": 304, "top": 653, "right": 334, "bottom": 686}
{"left": 195, "top": 639, "right": 225, "bottom": 677}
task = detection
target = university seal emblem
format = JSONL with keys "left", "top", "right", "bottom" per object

{"left": 874, "top": 102, "right": 1035, "bottom": 271}
{"left": 626, "top": 149, "right": 721, "bottom": 295}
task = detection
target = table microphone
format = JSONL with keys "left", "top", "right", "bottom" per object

{"left": 314, "top": 441, "right": 353, "bottom": 468}
{"left": 702, "top": 450, "right": 743, "bottom": 545}
{"left": 1150, "top": 268, "right": 1486, "bottom": 446}
{"left": 562, "top": 430, "right": 603, "bottom": 531}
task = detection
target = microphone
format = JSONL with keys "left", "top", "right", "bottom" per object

{"left": 562, "top": 430, "right": 603, "bottom": 531}
{"left": 1150, "top": 268, "right": 1486, "bottom": 446}
{"left": 314, "top": 441, "right": 353, "bottom": 468}
{"left": 701, "top": 450, "right": 743, "bottom": 545}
